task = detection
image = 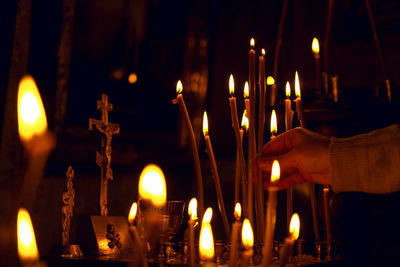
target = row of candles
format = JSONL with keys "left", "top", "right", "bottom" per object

{"left": 127, "top": 161, "right": 300, "bottom": 266}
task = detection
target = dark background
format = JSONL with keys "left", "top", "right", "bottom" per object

{"left": 1, "top": 0, "right": 400, "bottom": 264}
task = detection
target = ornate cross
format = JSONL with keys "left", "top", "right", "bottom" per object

{"left": 62, "top": 166, "right": 75, "bottom": 245}
{"left": 89, "top": 94, "right": 120, "bottom": 216}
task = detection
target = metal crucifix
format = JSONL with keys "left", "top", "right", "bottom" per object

{"left": 89, "top": 94, "right": 120, "bottom": 216}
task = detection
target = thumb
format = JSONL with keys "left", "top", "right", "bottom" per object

{"left": 258, "top": 149, "right": 299, "bottom": 173}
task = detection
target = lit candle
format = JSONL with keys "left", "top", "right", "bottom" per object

{"left": 241, "top": 219, "right": 254, "bottom": 267}
{"left": 228, "top": 75, "right": 247, "bottom": 205}
{"left": 199, "top": 208, "right": 216, "bottom": 267}
{"left": 188, "top": 198, "right": 198, "bottom": 267}
{"left": 17, "top": 76, "right": 56, "bottom": 209}
{"left": 128, "top": 202, "right": 148, "bottom": 267}
{"left": 323, "top": 187, "right": 332, "bottom": 248}
{"left": 294, "top": 72, "right": 320, "bottom": 242}
{"left": 312, "top": 37, "right": 322, "bottom": 95}
{"left": 172, "top": 80, "right": 204, "bottom": 216}
{"left": 279, "top": 213, "right": 300, "bottom": 267}
{"left": 267, "top": 76, "right": 276, "bottom": 107}
{"left": 270, "top": 109, "right": 277, "bottom": 139}
{"left": 284, "top": 82, "right": 293, "bottom": 132}
{"left": 256, "top": 49, "right": 266, "bottom": 241}
{"left": 241, "top": 110, "right": 249, "bottom": 213}
{"left": 17, "top": 208, "right": 46, "bottom": 266}
{"left": 262, "top": 160, "right": 280, "bottom": 267}
{"left": 203, "top": 112, "right": 231, "bottom": 238}
{"left": 284, "top": 81, "right": 294, "bottom": 231}
{"left": 229, "top": 203, "right": 242, "bottom": 267}
{"left": 248, "top": 38, "right": 256, "bottom": 227}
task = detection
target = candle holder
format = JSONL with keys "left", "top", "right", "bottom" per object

{"left": 61, "top": 244, "right": 83, "bottom": 259}
{"left": 215, "top": 241, "right": 228, "bottom": 264}
{"left": 314, "top": 241, "right": 325, "bottom": 262}
{"left": 296, "top": 239, "right": 306, "bottom": 256}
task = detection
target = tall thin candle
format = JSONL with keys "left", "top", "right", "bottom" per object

{"left": 203, "top": 112, "right": 231, "bottom": 238}
{"left": 279, "top": 213, "right": 300, "bottom": 267}
{"left": 242, "top": 219, "right": 254, "bottom": 267}
{"left": 229, "top": 75, "right": 247, "bottom": 205}
{"left": 188, "top": 198, "right": 198, "bottom": 267}
{"left": 285, "top": 81, "right": 294, "bottom": 231}
{"left": 128, "top": 202, "right": 148, "bottom": 267}
{"left": 262, "top": 160, "right": 280, "bottom": 267}
{"left": 241, "top": 110, "right": 249, "bottom": 213}
{"left": 228, "top": 203, "right": 242, "bottom": 267}
{"left": 172, "top": 81, "right": 204, "bottom": 216}
{"left": 312, "top": 38, "right": 322, "bottom": 95}
{"left": 294, "top": 72, "right": 320, "bottom": 242}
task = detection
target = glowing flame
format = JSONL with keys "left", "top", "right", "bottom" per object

{"left": 188, "top": 198, "right": 198, "bottom": 221}
{"left": 241, "top": 219, "right": 254, "bottom": 249}
{"left": 17, "top": 75, "right": 48, "bottom": 143}
{"left": 128, "top": 73, "right": 138, "bottom": 84}
{"left": 289, "top": 213, "right": 300, "bottom": 240}
{"left": 128, "top": 202, "right": 137, "bottom": 224}
{"left": 17, "top": 208, "right": 39, "bottom": 261}
{"left": 229, "top": 74, "right": 234, "bottom": 96}
{"left": 176, "top": 80, "right": 183, "bottom": 94}
{"left": 250, "top": 38, "right": 255, "bottom": 48}
{"left": 202, "top": 111, "right": 208, "bottom": 136}
{"left": 271, "top": 160, "right": 280, "bottom": 184}
{"left": 295, "top": 71, "right": 301, "bottom": 99}
{"left": 241, "top": 110, "right": 249, "bottom": 131}
{"left": 234, "top": 202, "right": 241, "bottom": 220}
{"left": 270, "top": 109, "right": 277, "bottom": 135}
{"left": 244, "top": 82, "right": 249, "bottom": 98}
{"left": 199, "top": 222, "right": 214, "bottom": 260}
{"left": 138, "top": 164, "right": 167, "bottom": 207}
{"left": 261, "top": 48, "right": 266, "bottom": 56}
{"left": 202, "top": 207, "right": 213, "bottom": 224}
{"left": 267, "top": 76, "right": 275, "bottom": 85}
{"left": 286, "top": 82, "right": 291, "bottom": 98}
{"left": 312, "top": 38, "right": 320, "bottom": 54}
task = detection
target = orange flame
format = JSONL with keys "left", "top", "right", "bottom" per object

{"left": 138, "top": 164, "right": 167, "bottom": 207}
{"left": 241, "top": 219, "right": 254, "bottom": 249}
{"left": 128, "top": 73, "right": 138, "bottom": 84}
{"left": 271, "top": 160, "right": 280, "bottom": 184}
{"left": 286, "top": 82, "right": 291, "bottom": 98}
{"left": 261, "top": 48, "right": 266, "bottom": 56}
{"left": 295, "top": 71, "right": 301, "bottom": 99}
{"left": 128, "top": 202, "right": 137, "bottom": 224}
{"left": 267, "top": 76, "right": 275, "bottom": 86}
{"left": 243, "top": 82, "right": 249, "bottom": 98}
{"left": 17, "top": 208, "right": 39, "bottom": 261}
{"left": 234, "top": 202, "right": 242, "bottom": 220}
{"left": 176, "top": 80, "right": 183, "bottom": 94}
{"left": 312, "top": 38, "right": 320, "bottom": 54}
{"left": 17, "top": 75, "right": 48, "bottom": 143}
{"left": 188, "top": 198, "right": 198, "bottom": 221}
{"left": 250, "top": 38, "right": 255, "bottom": 48}
{"left": 289, "top": 213, "right": 300, "bottom": 240}
{"left": 229, "top": 74, "right": 234, "bottom": 96}
{"left": 202, "top": 111, "right": 208, "bottom": 136}
{"left": 199, "top": 221, "right": 214, "bottom": 260}
{"left": 270, "top": 109, "right": 277, "bottom": 135}
{"left": 241, "top": 110, "right": 249, "bottom": 131}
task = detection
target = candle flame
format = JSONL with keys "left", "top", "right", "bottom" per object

{"left": 289, "top": 213, "right": 300, "bottom": 240}
{"left": 312, "top": 38, "right": 320, "bottom": 54}
{"left": 128, "top": 73, "right": 138, "bottom": 84}
{"left": 138, "top": 164, "right": 167, "bottom": 207}
{"left": 270, "top": 109, "right": 277, "bottom": 135}
{"left": 17, "top": 208, "right": 39, "bottom": 261}
{"left": 250, "top": 38, "right": 255, "bottom": 47}
{"left": 17, "top": 75, "right": 48, "bottom": 143}
{"left": 286, "top": 82, "right": 291, "bottom": 98}
{"left": 234, "top": 202, "right": 241, "bottom": 220}
{"left": 241, "top": 219, "right": 254, "bottom": 249}
{"left": 267, "top": 76, "right": 275, "bottom": 85}
{"left": 199, "top": 221, "right": 214, "bottom": 260}
{"left": 241, "top": 110, "right": 249, "bottom": 131}
{"left": 271, "top": 160, "right": 280, "bottom": 184}
{"left": 244, "top": 82, "right": 249, "bottom": 98}
{"left": 229, "top": 74, "right": 235, "bottom": 96}
{"left": 261, "top": 48, "right": 266, "bottom": 56}
{"left": 128, "top": 202, "right": 137, "bottom": 224}
{"left": 176, "top": 80, "right": 183, "bottom": 94}
{"left": 202, "top": 207, "right": 213, "bottom": 224}
{"left": 295, "top": 71, "right": 301, "bottom": 99}
{"left": 202, "top": 111, "right": 208, "bottom": 136}
{"left": 188, "top": 198, "right": 198, "bottom": 220}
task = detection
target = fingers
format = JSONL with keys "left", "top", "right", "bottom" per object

{"left": 258, "top": 149, "right": 299, "bottom": 173}
{"left": 262, "top": 128, "right": 300, "bottom": 157}
{"left": 264, "top": 170, "right": 306, "bottom": 190}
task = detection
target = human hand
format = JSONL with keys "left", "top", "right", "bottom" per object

{"left": 258, "top": 127, "right": 331, "bottom": 190}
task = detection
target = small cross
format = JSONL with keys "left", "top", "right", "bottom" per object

{"left": 97, "top": 94, "right": 113, "bottom": 125}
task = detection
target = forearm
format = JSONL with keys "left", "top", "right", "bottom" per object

{"left": 329, "top": 124, "right": 400, "bottom": 193}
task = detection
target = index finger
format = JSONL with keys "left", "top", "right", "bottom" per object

{"left": 262, "top": 128, "right": 299, "bottom": 157}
